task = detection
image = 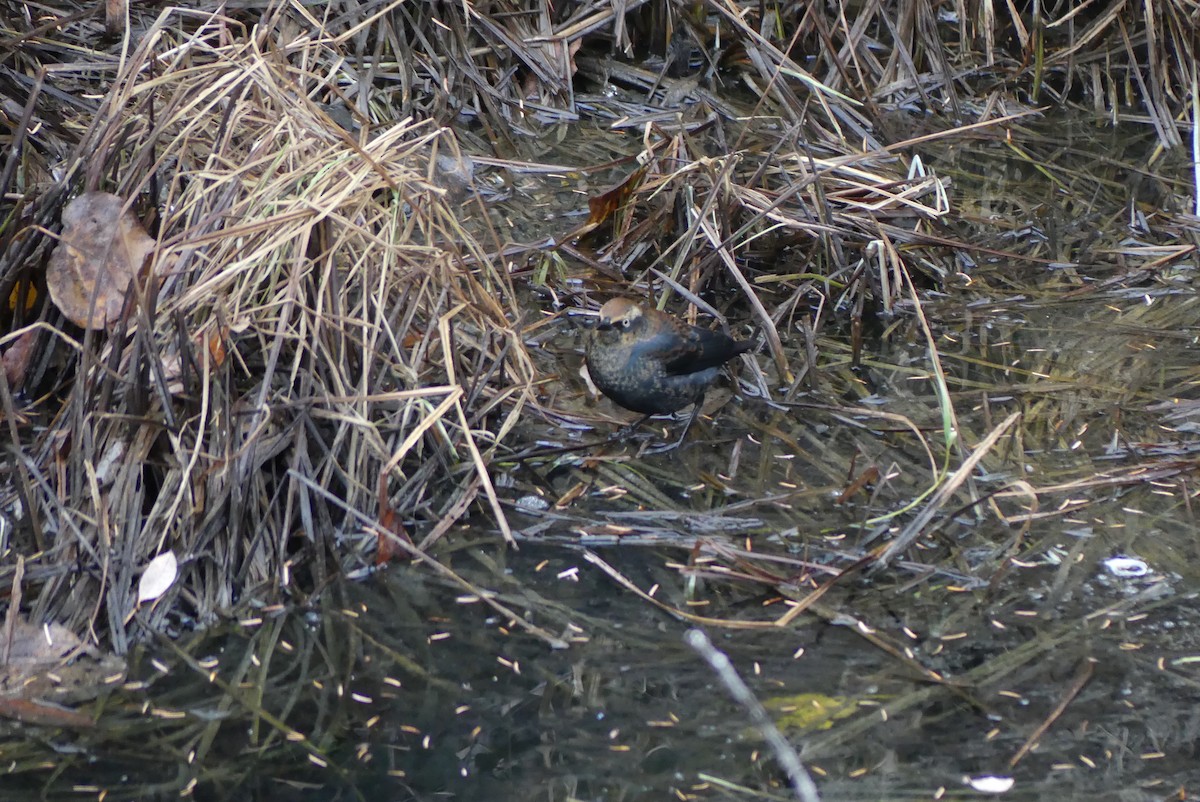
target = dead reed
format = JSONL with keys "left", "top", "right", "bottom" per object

{"left": 0, "top": 0, "right": 1196, "bottom": 657}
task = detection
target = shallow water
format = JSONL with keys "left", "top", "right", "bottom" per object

{"left": 6, "top": 111, "right": 1200, "bottom": 801}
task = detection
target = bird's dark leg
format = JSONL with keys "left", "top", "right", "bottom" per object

{"left": 612, "top": 413, "right": 655, "bottom": 440}
{"left": 646, "top": 394, "right": 705, "bottom": 454}
{"left": 504, "top": 414, "right": 654, "bottom": 461}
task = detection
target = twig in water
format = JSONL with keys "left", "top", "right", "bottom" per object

{"left": 684, "top": 629, "right": 821, "bottom": 802}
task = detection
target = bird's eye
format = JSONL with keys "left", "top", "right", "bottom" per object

{"left": 621, "top": 319, "right": 631, "bottom": 328}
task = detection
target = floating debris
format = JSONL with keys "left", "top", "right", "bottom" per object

{"left": 515, "top": 495, "right": 551, "bottom": 512}
{"left": 1101, "top": 555, "right": 1152, "bottom": 579}
{"left": 964, "top": 774, "right": 1015, "bottom": 794}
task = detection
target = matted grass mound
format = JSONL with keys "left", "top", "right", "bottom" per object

{"left": 1, "top": 8, "right": 532, "bottom": 652}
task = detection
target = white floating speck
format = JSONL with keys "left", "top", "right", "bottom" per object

{"left": 515, "top": 495, "right": 550, "bottom": 512}
{"left": 964, "top": 774, "right": 1014, "bottom": 794}
{"left": 1103, "top": 555, "right": 1151, "bottom": 578}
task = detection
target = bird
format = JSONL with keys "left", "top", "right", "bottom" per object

{"left": 584, "top": 297, "right": 752, "bottom": 449}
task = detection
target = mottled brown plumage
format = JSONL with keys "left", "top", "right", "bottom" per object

{"left": 585, "top": 298, "right": 751, "bottom": 448}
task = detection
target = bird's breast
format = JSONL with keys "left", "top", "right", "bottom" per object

{"left": 586, "top": 336, "right": 716, "bottom": 415}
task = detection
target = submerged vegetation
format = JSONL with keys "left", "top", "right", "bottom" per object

{"left": 1, "top": 0, "right": 1199, "bottom": 797}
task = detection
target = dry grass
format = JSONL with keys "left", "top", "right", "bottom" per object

{"left": 1, "top": 4, "right": 537, "bottom": 651}
{"left": 0, "top": 0, "right": 1198, "bottom": 657}
{"left": 2, "top": 2, "right": 1200, "bottom": 799}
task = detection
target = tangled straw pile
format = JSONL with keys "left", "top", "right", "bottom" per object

{"left": 1, "top": 0, "right": 1196, "bottom": 654}
{"left": 2, "top": 7, "right": 535, "bottom": 651}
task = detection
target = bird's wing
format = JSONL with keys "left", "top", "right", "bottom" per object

{"left": 663, "top": 325, "right": 746, "bottom": 374}
{"left": 626, "top": 326, "right": 700, "bottom": 370}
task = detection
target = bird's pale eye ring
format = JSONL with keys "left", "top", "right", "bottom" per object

{"left": 621, "top": 319, "right": 631, "bottom": 328}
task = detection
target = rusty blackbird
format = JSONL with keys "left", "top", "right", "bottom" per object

{"left": 585, "top": 297, "right": 751, "bottom": 449}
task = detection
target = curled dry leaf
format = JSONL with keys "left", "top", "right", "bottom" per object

{"left": 158, "top": 324, "right": 232, "bottom": 396}
{"left": 0, "top": 617, "right": 122, "bottom": 729}
{"left": 137, "top": 550, "right": 178, "bottom": 604}
{"left": 206, "top": 326, "right": 228, "bottom": 367}
{"left": 0, "top": 620, "right": 82, "bottom": 667}
{"left": 375, "top": 472, "right": 411, "bottom": 565}
{"left": 46, "top": 191, "right": 156, "bottom": 330}
{"left": 1, "top": 329, "right": 37, "bottom": 391}
{"left": 586, "top": 165, "right": 647, "bottom": 226}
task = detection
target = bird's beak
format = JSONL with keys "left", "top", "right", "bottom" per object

{"left": 596, "top": 320, "right": 613, "bottom": 332}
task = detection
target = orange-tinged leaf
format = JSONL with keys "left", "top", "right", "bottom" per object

{"left": 208, "top": 329, "right": 227, "bottom": 367}
{"left": 553, "top": 482, "right": 586, "bottom": 508}
{"left": 586, "top": 165, "right": 647, "bottom": 226}
{"left": 188, "top": 326, "right": 229, "bottom": 373}
{"left": 46, "top": 192, "right": 156, "bottom": 330}
{"left": 376, "top": 474, "right": 410, "bottom": 565}
{"left": 835, "top": 465, "right": 880, "bottom": 504}
{"left": 7, "top": 282, "right": 36, "bottom": 312}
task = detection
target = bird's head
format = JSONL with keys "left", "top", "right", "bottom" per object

{"left": 596, "top": 298, "right": 644, "bottom": 334}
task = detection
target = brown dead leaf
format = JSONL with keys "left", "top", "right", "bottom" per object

{"left": 553, "top": 481, "right": 586, "bottom": 509}
{"left": 587, "top": 165, "right": 647, "bottom": 226}
{"left": 46, "top": 191, "right": 156, "bottom": 330}
{"left": 1, "top": 619, "right": 82, "bottom": 666}
{"left": 207, "top": 326, "right": 228, "bottom": 367}
{"left": 1, "top": 329, "right": 37, "bottom": 391}
{"left": 538, "top": 37, "right": 582, "bottom": 79}
{"left": 156, "top": 325, "right": 229, "bottom": 396}
{"left": 376, "top": 473, "right": 411, "bottom": 565}
{"left": 0, "top": 616, "right": 125, "bottom": 728}
{"left": 0, "top": 696, "right": 95, "bottom": 728}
